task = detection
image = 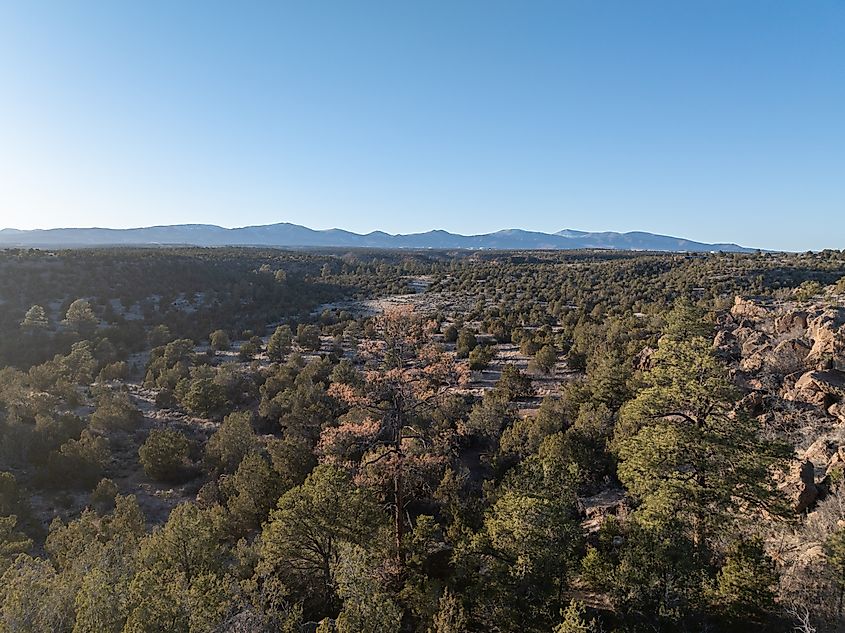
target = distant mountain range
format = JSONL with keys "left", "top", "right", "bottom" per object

{"left": 0, "top": 223, "right": 757, "bottom": 252}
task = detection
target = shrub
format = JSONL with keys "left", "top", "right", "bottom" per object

{"left": 139, "top": 428, "right": 190, "bottom": 482}
{"left": 456, "top": 329, "right": 477, "bottom": 358}
{"left": 210, "top": 329, "right": 231, "bottom": 351}
{"left": 45, "top": 431, "right": 110, "bottom": 489}
{"left": 468, "top": 345, "right": 494, "bottom": 370}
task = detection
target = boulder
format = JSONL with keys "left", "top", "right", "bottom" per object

{"left": 737, "top": 331, "right": 772, "bottom": 373}
{"left": 633, "top": 346, "right": 656, "bottom": 371}
{"left": 829, "top": 403, "right": 845, "bottom": 424}
{"left": 767, "top": 338, "right": 812, "bottom": 374}
{"left": 738, "top": 391, "right": 765, "bottom": 416}
{"left": 740, "top": 353, "right": 766, "bottom": 374}
{"left": 579, "top": 488, "right": 629, "bottom": 533}
{"left": 785, "top": 370, "right": 845, "bottom": 407}
{"left": 775, "top": 310, "right": 809, "bottom": 336}
{"left": 713, "top": 329, "right": 738, "bottom": 356}
{"left": 806, "top": 308, "right": 845, "bottom": 364}
{"left": 741, "top": 331, "right": 771, "bottom": 358}
{"left": 803, "top": 437, "right": 839, "bottom": 477}
{"left": 731, "top": 296, "right": 771, "bottom": 321}
{"left": 777, "top": 459, "right": 818, "bottom": 513}
{"left": 732, "top": 326, "right": 761, "bottom": 346}
{"left": 796, "top": 370, "right": 845, "bottom": 398}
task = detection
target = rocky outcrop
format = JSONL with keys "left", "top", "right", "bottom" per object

{"left": 803, "top": 437, "right": 839, "bottom": 476}
{"left": 806, "top": 308, "right": 845, "bottom": 365}
{"left": 829, "top": 403, "right": 845, "bottom": 425}
{"left": 775, "top": 310, "right": 808, "bottom": 336}
{"left": 633, "top": 346, "right": 656, "bottom": 372}
{"left": 579, "top": 488, "right": 629, "bottom": 533}
{"left": 731, "top": 296, "right": 771, "bottom": 321}
{"left": 778, "top": 459, "right": 819, "bottom": 513}
{"left": 785, "top": 370, "right": 845, "bottom": 408}
{"left": 718, "top": 294, "right": 845, "bottom": 514}
{"left": 738, "top": 391, "right": 766, "bottom": 416}
{"left": 767, "top": 338, "right": 812, "bottom": 374}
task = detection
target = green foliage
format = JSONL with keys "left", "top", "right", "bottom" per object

{"left": 144, "top": 338, "right": 195, "bottom": 389}
{"left": 468, "top": 344, "right": 493, "bottom": 370}
{"left": 582, "top": 519, "right": 703, "bottom": 621}
{"left": 493, "top": 364, "right": 534, "bottom": 401}
{"left": 72, "top": 568, "right": 124, "bottom": 633}
{"left": 90, "top": 386, "right": 141, "bottom": 432}
{"left": 209, "top": 329, "right": 231, "bottom": 351}
{"left": 333, "top": 543, "right": 402, "bottom": 633}
{"left": 238, "top": 340, "right": 259, "bottom": 361}
{"left": 825, "top": 526, "right": 845, "bottom": 614}
{"left": 204, "top": 411, "right": 259, "bottom": 474}
{"left": 21, "top": 305, "right": 49, "bottom": 331}
{"left": 46, "top": 430, "right": 110, "bottom": 489}
{"left": 63, "top": 298, "right": 98, "bottom": 335}
{"left": 0, "top": 516, "right": 32, "bottom": 573}
{"left": 267, "top": 324, "right": 293, "bottom": 361}
{"left": 553, "top": 600, "right": 598, "bottom": 633}
{"left": 455, "top": 329, "right": 477, "bottom": 358}
{"left": 139, "top": 503, "right": 224, "bottom": 583}
{"left": 585, "top": 346, "right": 631, "bottom": 410}
{"left": 258, "top": 464, "right": 380, "bottom": 618}
{"left": 121, "top": 503, "right": 232, "bottom": 633}
{"left": 711, "top": 537, "right": 777, "bottom": 620}
{"left": 178, "top": 376, "right": 228, "bottom": 417}
{"left": 222, "top": 452, "right": 283, "bottom": 535}
{"left": 1, "top": 247, "right": 842, "bottom": 631}
{"left": 465, "top": 392, "right": 514, "bottom": 441}
{"left": 90, "top": 478, "right": 119, "bottom": 513}
{"left": 139, "top": 428, "right": 191, "bottom": 482}
{"left": 532, "top": 344, "right": 557, "bottom": 374}
{"left": 60, "top": 341, "right": 98, "bottom": 385}
{"left": 330, "top": 358, "right": 363, "bottom": 386}
{"left": 97, "top": 360, "right": 128, "bottom": 382}
{"left": 616, "top": 330, "right": 789, "bottom": 549}
{"left": 499, "top": 396, "right": 567, "bottom": 459}
{"left": 795, "top": 279, "right": 824, "bottom": 301}
{"left": 296, "top": 324, "right": 321, "bottom": 351}
{"left": 0, "top": 554, "right": 71, "bottom": 632}
{"left": 459, "top": 453, "right": 582, "bottom": 630}
{"left": 429, "top": 589, "right": 468, "bottom": 633}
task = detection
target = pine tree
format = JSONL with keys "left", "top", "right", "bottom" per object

{"left": 21, "top": 305, "right": 49, "bottom": 331}
{"left": 616, "top": 303, "right": 790, "bottom": 559}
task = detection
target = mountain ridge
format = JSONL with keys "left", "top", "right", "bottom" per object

{"left": 0, "top": 222, "right": 757, "bottom": 252}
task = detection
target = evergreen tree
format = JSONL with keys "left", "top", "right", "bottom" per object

{"left": 21, "top": 305, "right": 49, "bottom": 331}
{"left": 267, "top": 325, "right": 293, "bottom": 361}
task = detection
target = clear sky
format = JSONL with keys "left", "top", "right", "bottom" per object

{"left": 0, "top": 1, "right": 842, "bottom": 250}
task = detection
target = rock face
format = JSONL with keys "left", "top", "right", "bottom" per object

{"left": 767, "top": 338, "right": 811, "bottom": 374}
{"left": 806, "top": 308, "right": 845, "bottom": 366}
{"left": 785, "top": 370, "right": 845, "bottom": 408}
{"left": 723, "top": 296, "right": 845, "bottom": 396}
{"left": 731, "top": 296, "right": 771, "bottom": 322}
{"left": 778, "top": 460, "right": 819, "bottom": 513}
{"left": 633, "top": 346, "right": 656, "bottom": 371}
{"left": 803, "top": 437, "right": 839, "bottom": 476}
{"left": 717, "top": 295, "right": 845, "bottom": 514}
{"left": 579, "top": 488, "right": 629, "bottom": 533}
{"left": 775, "top": 310, "right": 809, "bottom": 336}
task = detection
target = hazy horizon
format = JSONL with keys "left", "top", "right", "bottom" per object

{"left": 1, "top": 2, "right": 843, "bottom": 251}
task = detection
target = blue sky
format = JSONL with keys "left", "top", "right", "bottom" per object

{"left": 0, "top": 1, "right": 842, "bottom": 250}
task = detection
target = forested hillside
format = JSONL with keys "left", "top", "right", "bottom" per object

{"left": 1, "top": 247, "right": 845, "bottom": 632}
